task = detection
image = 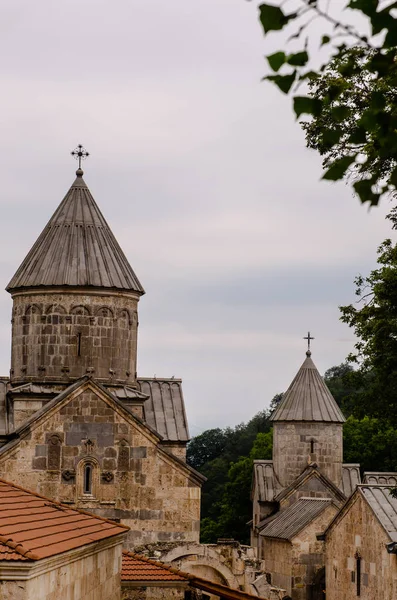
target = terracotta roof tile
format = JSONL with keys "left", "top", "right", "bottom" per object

{"left": 122, "top": 552, "right": 186, "bottom": 582}
{"left": 0, "top": 479, "right": 129, "bottom": 561}
{"left": 121, "top": 553, "right": 269, "bottom": 600}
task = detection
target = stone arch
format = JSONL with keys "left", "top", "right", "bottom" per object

{"left": 76, "top": 456, "right": 100, "bottom": 499}
{"left": 45, "top": 304, "right": 67, "bottom": 314}
{"left": 24, "top": 303, "right": 42, "bottom": 316}
{"left": 95, "top": 306, "right": 114, "bottom": 318}
{"left": 160, "top": 544, "right": 240, "bottom": 589}
{"left": 70, "top": 305, "right": 91, "bottom": 316}
{"left": 117, "top": 308, "right": 131, "bottom": 326}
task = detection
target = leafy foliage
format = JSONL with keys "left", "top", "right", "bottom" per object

{"left": 187, "top": 411, "right": 273, "bottom": 543}
{"left": 340, "top": 239, "right": 397, "bottom": 424}
{"left": 301, "top": 47, "right": 397, "bottom": 203}
{"left": 256, "top": 0, "right": 397, "bottom": 206}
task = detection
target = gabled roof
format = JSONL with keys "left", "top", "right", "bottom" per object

{"left": 7, "top": 169, "right": 144, "bottom": 294}
{"left": 360, "top": 485, "right": 397, "bottom": 542}
{"left": 324, "top": 485, "right": 397, "bottom": 544}
{"left": 260, "top": 497, "right": 335, "bottom": 541}
{"left": 0, "top": 377, "right": 205, "bottom": 485}
{"left": 251, "top": 460, "right": 281, "bottom": 502}
{"left": 342, "top": 464, "right": 361, "bottom": 497}
{"left": 0, "top": 478, "right": 128, "bottom": 561}
{"left": 270, "top": 352, "right": 345, "bottom": 423}
{"left": 122, "top": 552, "right": 186, "bottom": 582}
{"left": 138, "top": 378, "right": 190, "bottom": 442}
{"left": 274, "top": 464, "right": 346, "bottom": 505}
{"left": 122, "top": 552, "right": 269, "bottom": 600}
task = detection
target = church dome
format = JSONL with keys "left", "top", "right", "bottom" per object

{"left": 7, "top": 169, "right": 144, "bottom": 294}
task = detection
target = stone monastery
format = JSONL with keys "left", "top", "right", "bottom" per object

{"left": 0, "top": 160, "right": 397, "bottom": 600}
{"left": 0, "top": 164, "right": 204, "bottom": 549}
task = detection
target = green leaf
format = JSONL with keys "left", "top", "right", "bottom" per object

{"left": 266, "top": 51, "right": 286, "bottom": 72}
{"left": 322, "top": 156, "right": 356, "bottom": 181}
{"left": 348, "top": 127, "right": 367, "bottom": 145}
{"left": 331, "top": 105, "right": 351, "bottom": 122}
{"left": 259, "top": 3, "right": 297, "bottom": 34}
{"left": 322, "top": 128, "right": 343, "bottom": 146}
{"left": 293, "top": 96, "right": 322, "bottom": 118}
{"left": 353, "top": 178, "right": 380, "bottom": 206}
{"left": 321, "top": 35, "right": 330, "bottom": 46}
{"left": 287, "top": 51, "right": 309, "bottom": 67}
{"left": 266, "top": 72, "right": 296, "bottom": 94}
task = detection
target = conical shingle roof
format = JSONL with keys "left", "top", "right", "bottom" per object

{"left": 270, "top": 352, "right": 345, "bottom": 423}
{"left": 7, "top": 170, "right": 144, "bottom": 294}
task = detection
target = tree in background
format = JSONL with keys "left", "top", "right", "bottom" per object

{"left": 340, "top": 239, "right": 397, "bottom": 425}
{"left": 256, "top": 1, "right": 397, "bottom": 205}
{"left": 187, "top": 409, "right": 274, "bottom": 544}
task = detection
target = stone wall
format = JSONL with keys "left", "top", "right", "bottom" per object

{"left": 273, "top": 422, "right": 343, "bottom": 488}
{"left": 326, "top": 493, "right": 397, "bottom": 600}
{"left": 261, "top": 504, "right": 337, "bottom": 600}
{"left": 261, "top": 538, "right": 292, "bottom": 593}
{"left": 121, "top": 585, "right": 186, "bottom": 600}
{"left": 10, "top": 290, "right": 140, "bottom": 387}
{"left": 0, "top": 542, "right": 122, "bottom": 600}
{"left": 0, "top": 382, "right": 201, "bottom": 548}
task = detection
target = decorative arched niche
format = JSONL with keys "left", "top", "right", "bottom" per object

{"left": 77, "top": 457, "right": 100, "bottom": 500}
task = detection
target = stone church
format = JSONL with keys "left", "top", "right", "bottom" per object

{"left": 251, "top": 349, "right": 361, "bottom": 600}
{"left": 0, "top": 164, "right": 205, "bottom": 549}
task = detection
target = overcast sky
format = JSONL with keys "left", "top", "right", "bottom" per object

{"left": 0, "top": 0, "right": 393, "bottom": 434}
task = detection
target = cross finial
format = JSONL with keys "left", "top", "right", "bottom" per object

{"left": 71, "top": 144, "right": 90, "bottom": 172}
{"left": 303, "top": 331, "right": 314, "bottom": 356}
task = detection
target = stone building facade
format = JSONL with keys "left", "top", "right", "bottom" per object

{"left": 0, "top": 166, "right": 204, "bottom": 549}
{"left": 324, "top": 484, "right": 397, "bottom": 600}
{"left": 251, "top": 350, "right": 361, "bottom": 599}
{"left": 0, "top": 478, "right": 128, "bottom": 600}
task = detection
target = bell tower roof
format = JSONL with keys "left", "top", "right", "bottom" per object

{"left": 270, "top": 351, "right": 346, "bottom": 423}
{"left": 7, "top": 169, "right": 144, "bottom": 294}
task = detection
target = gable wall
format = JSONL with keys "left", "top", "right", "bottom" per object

{"left": 326, "top": 493, "right": 397, "bottom": 600}
{"left": 279, "top": 473, "right": 343, "bottom": 510}
{"left": 0, "top": 387, "right": 201, "bottom": 548}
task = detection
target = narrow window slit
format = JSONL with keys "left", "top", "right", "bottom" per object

{"left": 310, "top": 440, "right": 314, "bottom": 454}
{"left": 77, "top": 332, "right": 82, "bottom": 356}
{"left": 84, "top": 464, "right": 92, "bottom": 494}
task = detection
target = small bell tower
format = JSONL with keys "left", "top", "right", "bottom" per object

{"left": 271, "top": 334, "right": 346, "bottom": 488}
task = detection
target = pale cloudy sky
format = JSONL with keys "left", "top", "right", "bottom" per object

{"left": 0, "top": 1, "right": 393, "bottom": 434}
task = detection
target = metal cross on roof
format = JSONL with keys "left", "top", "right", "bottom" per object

{"left": 304, "top": 331, "right": 314, "bottom": 354}
{"left": 71, "top": 144, "right": 90, "bottom": 169}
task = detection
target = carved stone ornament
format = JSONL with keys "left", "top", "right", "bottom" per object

{"left": 101, "top": 471, "right": 114, "bottom": 483}
{"left": 62, "top": 470, "right": 76, "bottom": 481}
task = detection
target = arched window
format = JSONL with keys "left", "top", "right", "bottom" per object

{"left": 77, "top": 459, "right": 98, "bottom": 500}
{"left": 83, "top": 464, "right": 93, "bottom": 495}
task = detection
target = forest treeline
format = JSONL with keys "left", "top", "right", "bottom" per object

{"left": 187, "top": 363, "right": 397, "bottom": 544}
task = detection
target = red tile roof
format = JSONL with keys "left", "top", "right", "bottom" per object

{"left": 0, "top": 479, "right": 129, "bottom": 561}
{"left": 122, "top": 553, "right": 270, "bottom": 600}
{"left": 122, "top": 552, "right": 185, "bottom": 582}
